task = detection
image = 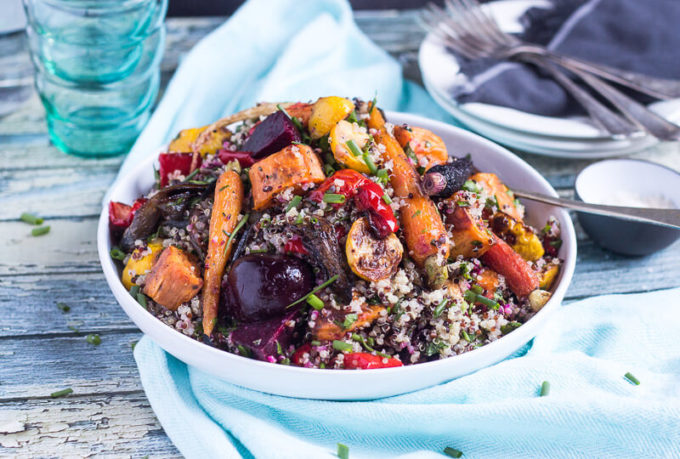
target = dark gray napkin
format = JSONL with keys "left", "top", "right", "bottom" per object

{"left": 451, "top": 0, "right": 680, "bottom": 117}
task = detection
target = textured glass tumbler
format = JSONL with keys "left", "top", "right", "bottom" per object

{"left": 23, "top": 0, "right": 167, "bottom": 157}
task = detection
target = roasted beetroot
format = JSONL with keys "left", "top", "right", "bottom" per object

{"left": 241, "top": 111, "right": 301, "bottom": 159}
{"left": 109, "top": 198, "right": 146, "bottom": 235}
{"left": 230, "top": 310, "right": 299, "bottom": 361}
{"left": 217, "top": 149, "right": 256, "bottom": 167}
{"left": 221, "top": 254, "right": 314, "bottom": 322}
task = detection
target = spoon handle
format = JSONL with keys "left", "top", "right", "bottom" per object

{"left": 513, "top": 190, "right": 680, "bottom": 230}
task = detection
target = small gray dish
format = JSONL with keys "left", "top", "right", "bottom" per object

{"left": 575, "top": 159, "right": 680, "bottom": 256}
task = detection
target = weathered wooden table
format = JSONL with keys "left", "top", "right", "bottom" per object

{"left": 2, "top": 12, "right": 679, "bottom": 457}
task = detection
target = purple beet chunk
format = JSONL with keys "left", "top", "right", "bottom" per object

{"left": 241, "top": 111, "right": 301, "bottom": 159}
{"left": 230, "top": 310, "right": 299, "bottom": 361}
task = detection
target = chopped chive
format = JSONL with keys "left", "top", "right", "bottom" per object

{"left": 369, "top": 94, "right": 377, "bottom": 114}
{"left": 462, "top": 180, "right": 480, "bottom": 193}
{"left": 237, "top": 344, "right": 251, "bottom": 357}
{"left": 311, "top": 340, "right": 321, "bottom": 346}
{"left": 433, "top": 299, "right": 449, "bottom": 318}
{"left": 404, "top": 145, "right": 418, "bottom": 163}
{"left": 463, "top": 290, "right": 500, "bottom": 310}
{"left": 182, "top": 168, "right": 200, "bottom": 182}
{"left": 50, "top": 388, "right": 73, "bottom": 398}
{"left": 341, "top": 313, "right": 358, "bottom": 329}
{"left": 110, "top": 247, "right": 126, "bottom": 260}
{"left": 540, "top": 380, "right": 550, "bottom": 396}
{"left": 337, "top": 442, "right": 350, "bottom": 459}
{"left": 500, "top": 321, "right": 522, "bottom": 334}
{"left": 224, "top": 213, "right": 250, "bottom": 256}
{"left": 332, "top": 340, "right": 353, "bottom": 353}
{"left": 347, "top": 110, "right": 359, "bottom": 124}
{"left": 624, "top": 372, "right": 640, "bottom": 385}
{"left": 471, "top": 284, "right": 483, "bottom": 295}
{"left": 86, "top": 334, "right": 101, "bottom": 345}
{"left": 382, "top": 193, "right": 392, "bottom": 205}
{"left": 444, "top": 446, "right": 463, "bottom": 458}
{"left": 324, "top": 164, "right": 336, "bottom": 176}
{"left": 20, "top": 212, "right": 43, "bottom": 225}
{"left": 286, "top": 275, "right": 340, "bottom": 309}
{"left": 306, "top": 293, "right": 324, "bottom": 311}
{"left": 286, "top": 196, "right": 302, "bottom": 212}
{"left": 57, "top": 302, "right": 70, "bottom": 313}
{"left": 461, "top": 330, "right": 471, "bottom": 342}
{"left": 362, "top": 151, "right": 378, "bottom": 175}
{"left": 323, "top": 193, "right": 346, "bottom": 204}
{"left": 130, "top": 340, "right": 138, "bottom": 350}
{"left": 277, "top": 104, "right": 304, "bottom": 131}
{"left": 376, "top": 168, "right": 389, "bottom": 183}
{"left": 295, "top": 213, "right": 304, "bottom": 225}
{"left": 346, "top": 139, "right": 363, "bottom": 157}
{"left": 248, "top": 248, "right": 268, "bottom": 254}
{"left": 31, "top": 225, "right": 50, "bottom": 236}
{"left": 129, "top": 285, "right": 140, "bottom": 298}
{"left": 456, "top": 200, "right": 470, "bottom": 207}
{"left": 136, "top": 293, "right": 148, "bottom": 309}
{"left": 542, "top": 223, "right": 552, "bottom": 234}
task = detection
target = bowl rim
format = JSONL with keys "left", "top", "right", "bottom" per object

{"left": 575, "top": 158, "right": 680, "bottom": 205}
{"left": 97, "top": 110, "right": 577, "bottom": 398}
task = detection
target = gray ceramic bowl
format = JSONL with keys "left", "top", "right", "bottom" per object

{"left": 575, "top": 159, "right": 680, "bottom": 256}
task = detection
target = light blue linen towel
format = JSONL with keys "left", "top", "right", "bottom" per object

{"left": 122, "top": 0, "right": 680, "bottom": 456}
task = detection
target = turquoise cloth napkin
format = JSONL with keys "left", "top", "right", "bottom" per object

{"left": 122, "top": 0, "right": 680, "bottom": 457}
{"left": 135, "top": 288, "right": 680, "bottom": 458}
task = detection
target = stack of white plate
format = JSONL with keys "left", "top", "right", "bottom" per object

{"left": 418, "top": 0, "right": 680, "bottom": 158}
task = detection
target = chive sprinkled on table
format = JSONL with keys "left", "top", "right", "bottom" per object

{"left": 624, "top": 372, "right": 640, "bottom": 385}
{"left": 57, "top": 302, "right": 70, "bottom": 313}
{"left": 31, "top": 225, "right": 50, "bottom": 237}
{"left": 540, "top": 380, "right": 550, "bottom": 396}
{"left": 86, "top": 334, "right": 102, "bottom": 345}
{"left": 20, "top": 212, "right": 44, "bottom": 225}
{"left": 50, "top": 388, "right": 73, "bottom": 398}
{"left": 444, "top": 446, "right": 463, "bottom": 458}
{"left": 337, "top": 442, "right": 349, "bottom": 459}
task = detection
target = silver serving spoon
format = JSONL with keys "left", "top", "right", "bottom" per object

{"left": 513, "top": 189, "right": 680, "bottom": 230}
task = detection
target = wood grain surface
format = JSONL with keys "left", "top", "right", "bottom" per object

{"left": 1, "top": 11, "right": 679, "bottom": 457}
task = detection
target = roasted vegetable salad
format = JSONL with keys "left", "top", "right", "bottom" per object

{"left": 109, "top": 97, "right": 563, "bottom": 369}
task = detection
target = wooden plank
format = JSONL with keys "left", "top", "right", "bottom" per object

{"left": 0, "top": 393, "right": 179, "bottom": 457}
{"left": 0, "top": 219, "right": 101, "bottom": 276}
{"left": 0, "top": 273, "right": 133, "bottom": 337}
{"left": 0, "top": 330, "right": 143, "bottom": 399}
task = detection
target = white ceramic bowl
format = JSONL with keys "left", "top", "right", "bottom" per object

{"left": 98, "top": 111, "right": 577, "bottom": 400}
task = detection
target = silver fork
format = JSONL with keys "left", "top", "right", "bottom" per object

{"left": 421, "top": 0, "right": 680, "bottom": 141}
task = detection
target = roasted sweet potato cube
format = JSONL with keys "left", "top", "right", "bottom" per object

{"left": 471, "top": 172, "right": 523, "bottom": 221}
{"left": 446, "top": 198, "right": 495, "bottom": 259}
{"left": 143, "top": 246, "right": 203, "bottom": 311}
{"left": 314, "top": 305, "right": 385, "bottom": 341}
{"left": 248, "top": 144, "right": 325, "bottom": 210}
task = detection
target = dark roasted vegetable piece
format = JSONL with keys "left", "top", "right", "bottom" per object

{"left": 119, "top": 183, "right": 210, "bottom": 252}
{"left": 221, "top": 254, "right": 314, "bottom": 322}
{"left": 109, "top": 198, "right": 146, "bottom": 235}
{"left": 301, "top": 218, "right": 352, "bottom": 302}
{"left": 230, "top": 310, "right": 300, "bottom": 361}
{"left": 241, "top": 111, "right": 301, "bottom": 159}
{"left": 422, "top": 157, "right": 474, "bottom": 198}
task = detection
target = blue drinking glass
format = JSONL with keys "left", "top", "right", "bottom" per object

{"left": 23, "top": 0, "right": 167, "bottom": 157}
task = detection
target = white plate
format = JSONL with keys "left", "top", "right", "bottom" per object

{"left": 98, "top": 111, "right": 577, "bottom": 400}
{"left": 418, "top": 0, "right": 680, "bottom": 151}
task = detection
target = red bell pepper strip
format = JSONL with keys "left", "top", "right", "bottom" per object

{"left": 284, "top": 236, "right": 309, "bottom": 255}
{"left": 481, "top": 239, "right": 539, "bottom": 297}
{"left": 292, "top": 343, "right": 312, "bottom": 366}
{"left": 159, "top": 152, "right": 200, "bottom": 187}
{"left": 108, "top": 198, "right": 147, "bottom": 234}
{"left": 344, "top": 352, "right": 403, "bottom": 369}
{"left": 218, "top": 149, "right": 256, "bottom": 168}
{"left": 309, "top": 169, "right": 399, "bottom": 238}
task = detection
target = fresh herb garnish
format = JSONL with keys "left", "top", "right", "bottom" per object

{"left": 332, "top": 340, "right": 353, "bottom": 353}
{"left": 346, "top": 139, "right": 363, "bottom": 157}
{"left": 237, "top": 345, "right": 251, "bottom": 357}
{"left": 110, "top": 247, "right": 126, "bottom": 260}
{"left": 337, "top": 442, "right": 350, "bottom": 459}
{"left": 624, "top": 372, "right": 640, "bottom": 385}
{"left": 31, "top": 225, "right": 50, "bottom": 237}
{"left": 539, "top": 380, "right": 550, "bottom": 396}
{"left": 50, "top": 388, "right": 73, "bottom": 398}
{"left": 86, "top": 334, "right": 101, "bottom": 345}
{"left": 323, "top": 193, "right": 346, "bottom": 204}
{"left": 369, "top": 94, "right": 377, "bottom": 114}
{"left": 433, "top": 299, "right": 450, "bottom": 318}
{"left": 182, "top": 168, "right": 200, "bottom": 182}
{"left": 362, "top": 151, "right": 378, "bottom": 175}
{"left": 285, "top": 195, "right": 302, "bottom": 212}
{"left": 286, "top": 275, "right": 340, "bottom": 309}
{"left": 57, "top": 302, "right": 70, "bottom": 313}
{"left": 444, "top": 446, "right": 463, "bottom": 458}
{"left": 136, "top": 293, "right": 148, "bottom": 309}
{"left": 500, "top": 321, "right": 521, "bottom": 334}
{"left": 306, "top": 293, "right": 324, "bottom": 311}
{"left": 376, "top": 168, "right": 389, "bottom": 184}
{"left": 463, "top": 290, "right": 500, "bottom": 310}
{"left": 341, "top": 314, "right": 358, "bottom": 330}
{"left": 20, "top": 212, "right": 43, "bottom": 225}
{"left": 382, "top": 194, "right": 392, "bottom": 205}
{"left": 461, "top": 330, "right": 471, "bottom": 342}
{"left": 456, "top": 200, "right": 470, "bottom": 207}
{"left": 224, "top": 213, "right": 250, "bottom": 256}
{"left": 462, "top": 180, "right": 480, "bottom": 194}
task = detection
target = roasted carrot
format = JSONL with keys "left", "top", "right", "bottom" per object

{"left": 446, "top": 193, "right": 495, "bottom": 259}
{"left": 393, "top": 125, "right": 448, "bottom": 170}
{"left": 202, "top": 170, "right": 244, "bottom": 335}
{"left": 286, "top": 102, "right": 313, "bottom": 128}
{"left": 368, "top": 110, "right": 449, "bottom": 277}
{"left": 481, "top": 239, "right": 539, "bottom": 297}
{"left": 477, "top": 268, "right": 500, "bottom": 296}
{"left": 248, "top": 144, "right": 325, "bottom": 211}
{"left": 470, "top": 172, "right": 524, "bottom": 222}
